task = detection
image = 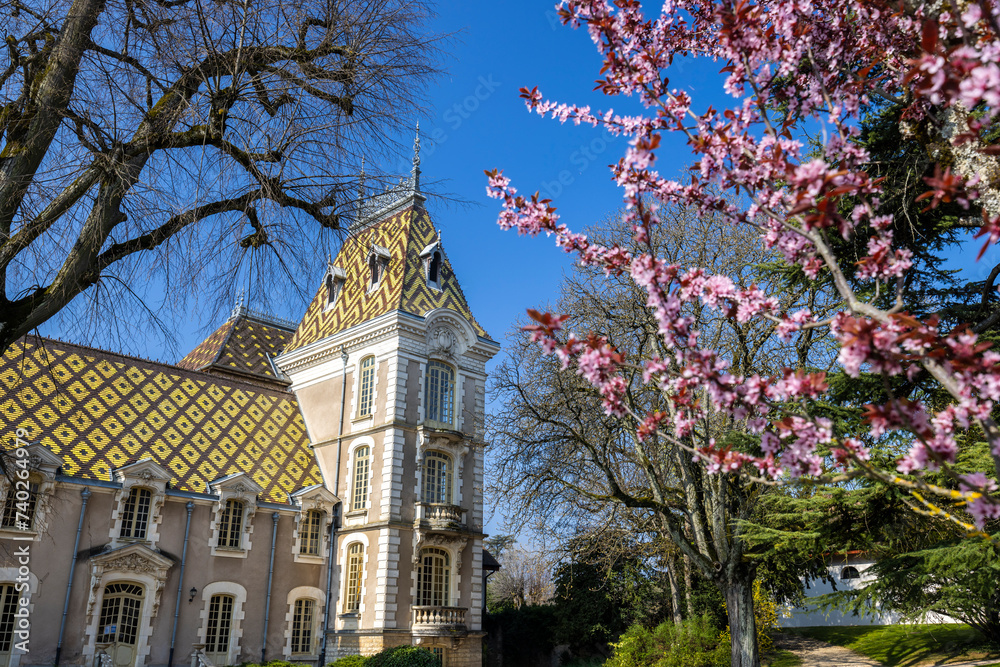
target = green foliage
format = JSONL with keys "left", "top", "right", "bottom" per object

{"left": 551, "top": 552, "right": 669, "bottom": 651}
{"left": 234, "top": 662, "right": 306, "bottom": 667}
{"left": 329, "top": 656, "right": 370, "bottom": 667}
{"left": 488, "top": 604, "right": 559, "bottom": 667}
{"left": 365, "top": 646, "right": 439, "bottom": 667}
{"left": 604, "top": 616, "right": 729, "bottom": 667}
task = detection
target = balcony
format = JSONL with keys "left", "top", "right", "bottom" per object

{"left": 414, "top": 502, "right": 467, "bottom": 533}
{"left": 411, "top": 606, "right": 468, "bottom": 637}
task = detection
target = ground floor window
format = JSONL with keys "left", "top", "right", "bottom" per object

{"left": 431, "top": 646, "right": 447, "bottom": 666}
{"left": 205, "top": 594, "right": 234, "bottom": 658}
{"left": 291, "top": 598, "right": 316, "bottom": 654}
{"left": 97, "top": 582, "right": 144, "bottom": 645}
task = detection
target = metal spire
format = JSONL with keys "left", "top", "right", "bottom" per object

{"left": 411, "top": 122, "right": 421, "bottom": 193}
{"left": 357, "top": 156, "right": 366, "bottom": 204}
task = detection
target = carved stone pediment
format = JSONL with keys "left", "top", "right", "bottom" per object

{"left": 113, "top": 458, "right": 172, "bottom": 486}
{"left": 208, "top": 471, "right": 264, "bottom": 498}
{"left": 88, "top": 544, "right": 173, "bottom": 619}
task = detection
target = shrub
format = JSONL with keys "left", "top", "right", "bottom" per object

{"left": 329, "top": 656, "right": 369, "bottom": 667}
{"left": 605, "top": 615, "right": 729, "bottom": 667}
{"left": 366, "top": 645, "right": 439, "bottom": 667}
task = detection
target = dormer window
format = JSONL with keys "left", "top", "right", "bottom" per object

{"left": 324, "top": 266, "right": 346, "bottom": 311}
{"left": 367, "top": 245, "right": 390, "bottom": 291}
{"left": 110, "top": 458, "right": 170, "bottom": 548}
{"left": 428, "top": 252, "right": 441, "bottom": 285}
{"left": 208, "top": 473, "right": 263, "bottom": 558}
{"left": 119, "top": 487, "right": 152, "bottom": 539}
{"left": 420, "top": 239, "right": 443, "bottom": 290}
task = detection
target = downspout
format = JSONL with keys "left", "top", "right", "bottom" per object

{"left": 320, "top": 346, "right": 348, "bottom": 664}
{"left": 55, "top": 486, "right": 90, "bottom": 667}
{"left": 261, "top": 512, "right": 279, "bottom": 663}
{"left": 168, "top": 501, "right": 195, "bottom": 667}
{"left": 318, "top": 504, "right": 341, "bottom": 665}
{"left": 335, "top": 345, "right": 348, "bottom": 496}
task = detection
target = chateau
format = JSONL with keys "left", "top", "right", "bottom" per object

{"left": 0, "top": 147, "right": 499, "bottom": 666}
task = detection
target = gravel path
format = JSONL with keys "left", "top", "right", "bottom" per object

{"left": 774, "top": 633, "right": 882, "bottom": 666}
{"left": 773, "top": 633, "right": 1000, "bottom": 667}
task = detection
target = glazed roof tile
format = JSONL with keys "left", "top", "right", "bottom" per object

{"left": 285, "top": 206, "right": 491, "bottom": 352}
{"left": 1, "top": 336, "right": 320, "bottom": 502}
{"left": 178, "top": 311, "right": 293, "bottom": 383}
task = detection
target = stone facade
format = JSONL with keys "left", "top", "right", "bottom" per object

{"left": 0, "top": 156, "right": 497, "bottom": 667}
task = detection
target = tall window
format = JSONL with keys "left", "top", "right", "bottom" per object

{"left": 422, "top": 452, "right": 452, "bottom": 505}
{"left": 424, "top": 361, "right": 455, "bottom": 426}
{"left": 325, "top": 275, "right": 344, "bottom": 309}
{"left": 417, "top": 548, "right": 450, "bottom": 607}
{"left": 300, "top": 510, "right": 323, "bottom": 556}
{"left": 345, "top": 543, "right": 364, "bottom": 612}
{"left": 428, "top": 251, "right": 442, "bottom": 285}
{"left": 352, "top": 446, "right": 370, "bottom": 511}
{"left": 358, "top": 356, "right": 376, "bottom": 417}
{"left": 119, "top": 488, "right": 152, "bottom": 539}
{"left": 291, "top": 598, "right": 316, "bottom": 654}
{"left": 97, "top": 583, "right": 144, "bottom": 645}
{"left": 205, "top": 594, "right": 235, "bottom": 655}
{"left": 0, "top": 584, "right": 18, "bottom": 653}
{"left": 218, "top": 499, "right": 244, "bottom": 548}
{"left": 1, "top": 476, "right": 39, "bottom": 530}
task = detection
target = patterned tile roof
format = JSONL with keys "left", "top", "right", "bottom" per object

{"left": 285, "top": 205, "right": 492, "bottom": 352}
{"left": 1, "top": 336, "right": 321, "bottom": 502}
{"left": 178, "top": 311, "right": 293, "bottom": 384}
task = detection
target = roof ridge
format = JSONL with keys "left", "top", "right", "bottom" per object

{"left": 12, "top": 334, "right": 293, "bottom": 397}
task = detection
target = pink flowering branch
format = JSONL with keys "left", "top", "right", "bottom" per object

{"left": 490, "top": 0, "right": 1000, "bottom": 529}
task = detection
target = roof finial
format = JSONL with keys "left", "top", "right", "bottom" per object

{"left": 357, "top": 156, "right": 366, "bottom": 204}
{"left": 231, "top": 289, "right": 246, "bottom": 320}
{"left": 411, "top": 122, "right": 421, "bottom": 193}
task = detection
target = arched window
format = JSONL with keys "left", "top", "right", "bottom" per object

{"left": 291, "top": 598, "right": 317, "bottom": 654}
{"left": 205, "top": 594, "right": 235, "bottom": 658}
{"left": 1, "top": 475, "right": 40, "bottom": 530}
{"left": 325, "top": 275, "right": 342, "bottom": 309}
{"left": 352, "top": 446, "right": 370, "bottom": 511}
{"left": 424, "top": 361, "right": 455, "bottom": 426}
{"left": 300, "top": 510, "right": 323, "bottom": 556}
{"left": 97, "top": 582, "right": 144, "bottom": 646}
{"left": 422, "top": 452, "right": 453, "bottom": 505}
{"left": 428, "top": 251, "right": 442, "bottom": 285}
{"left": 119, "top": 488, "right": 152, "bottom": 539}
{"left": 358, "top": 356, "right": 376, "bottom": 417}
{"left": 841, "top": 566, "right": 860, "bottom": 580}
{"left": 417, "top": 548, "right": 450, "bottom": 607}
{"left": 345, "top": 543, "right": 365, "bottom": 613}
{"left": 218, "top": 499, "right": 244, "bottom": 549}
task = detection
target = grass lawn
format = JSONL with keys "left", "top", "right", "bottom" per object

{"left": 762, "top": 649, "right": 803, "bottom": 667}
{"left": 787, "top": 624, "right": 999, "bottom": 666}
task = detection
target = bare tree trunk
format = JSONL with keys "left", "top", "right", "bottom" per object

{"left": 683, "top": 553, "right": 694, "bottom": 618}
{"left": 665, "top": 553, "right": 683, "bottom": 625}
{"left": 724, "top": 577, "right": 759, "bottom": 667}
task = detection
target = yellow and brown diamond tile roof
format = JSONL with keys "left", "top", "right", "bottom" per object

{"left": 178, "top": 314, "right": 293, "bottom": 383}
{"left": 285, "top": 205, "right": 492, "bottom": 352}
{"left": 1, "top": 336, "right": 320, "bottom": 502}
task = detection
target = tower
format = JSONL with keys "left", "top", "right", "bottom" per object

{"left": 275, "top": 142, "right": 499, "bottom": 665}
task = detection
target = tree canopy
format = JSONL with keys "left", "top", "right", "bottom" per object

{"left": 0, "top": 0, "right": 439, "bottom": 351}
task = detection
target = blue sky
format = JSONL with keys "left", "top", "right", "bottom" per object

{"left": 39, "top": 0, "right": 987, "bottom": 537}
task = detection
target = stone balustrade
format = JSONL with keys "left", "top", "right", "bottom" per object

{"left": 411, "top": 605, "right": 468, "bottom": 636}
{"left": 414, "top": 502, "right": 466, "bottom": 531}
